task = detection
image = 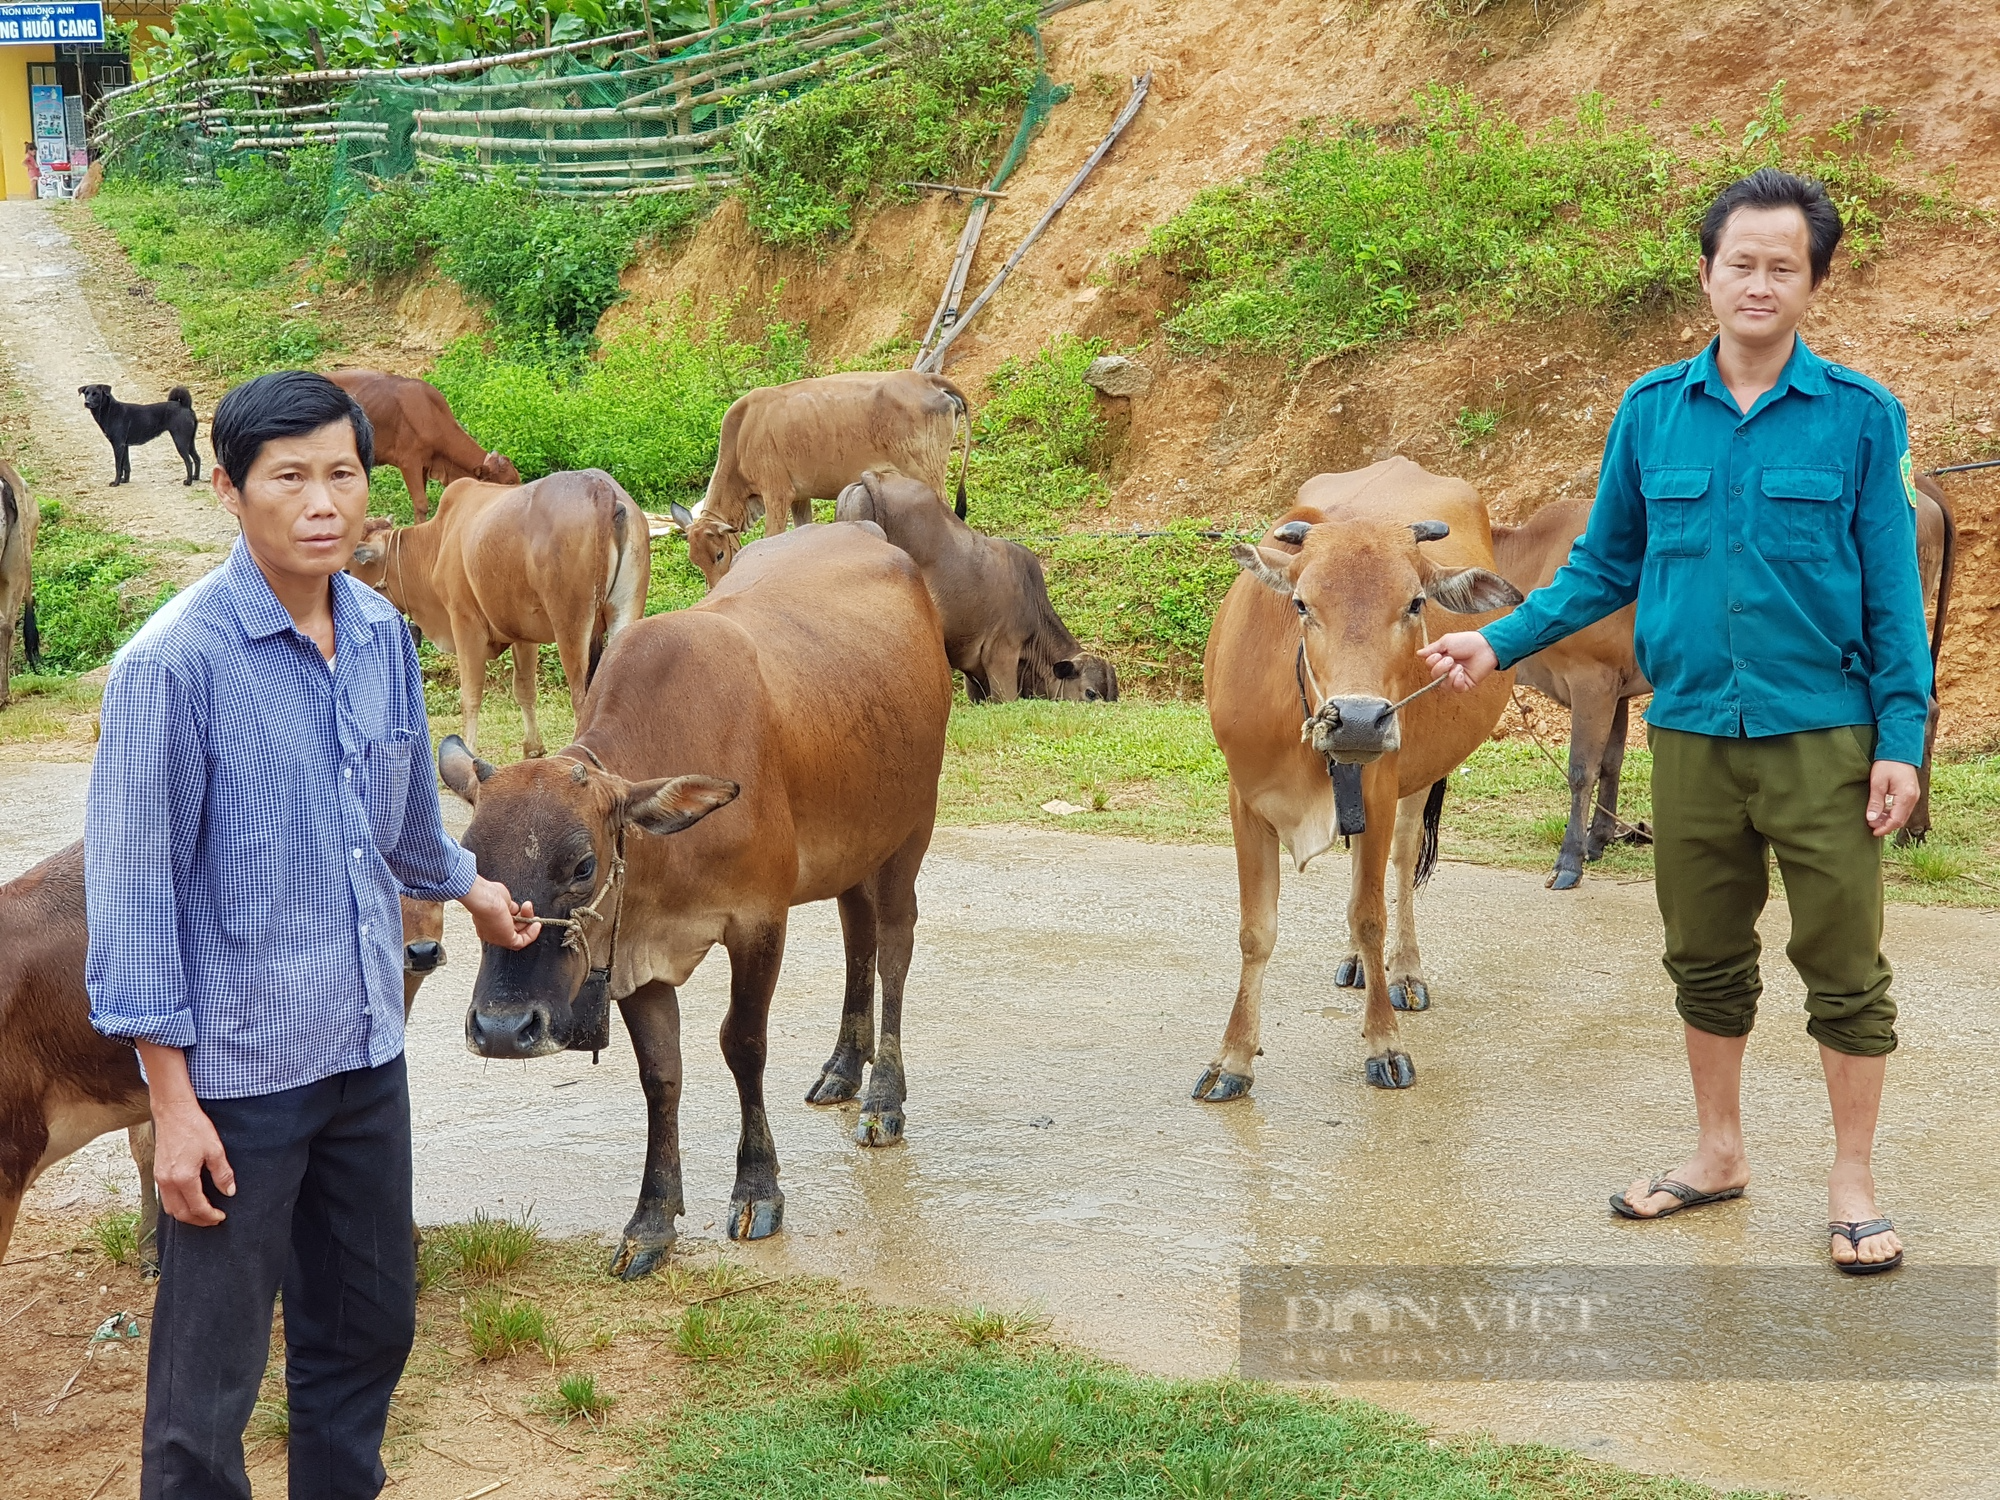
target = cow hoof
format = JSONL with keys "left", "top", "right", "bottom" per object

{"left": 1364, "top": 1051, "right": 1416, "bottom": 1089}
{"left": 853, "top": 1109, "right": 905, "bottom": 1147}
{"left": 727, "top": 1196, "right": 785, "bottom": 1242}
{"left": 1191, "top": 1066, "right": 1252, "bottom": 1102}
{"left": 608, "top": 1235, "right": 673, "bottom": 1281}
{"left": 1389, "top": 980, "right": 1430, "bottom": 1012}
{"left": 1334, "top": 956, "right": 1364, "bottom": 988}
{"left": 1547, "top": 864, "right": 1583, "bottom": 891}
{"left": 805, "top": 1063, "right": 863, "bottom": 1106}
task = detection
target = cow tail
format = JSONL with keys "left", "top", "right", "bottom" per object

{"left": 935, "top": 376, "right": 972, "bottom": 520}
{"left": 597, "top": 500, "right": 644, "bottom": 684}
{"left": 1414, "top": 777, "right": 1448, "bottom": 889}
{"left": 21, "top": 593, "right": 41, "bottom": 673}
{"left": 1931, "top": 494, "right": 1956, "bottom": 671}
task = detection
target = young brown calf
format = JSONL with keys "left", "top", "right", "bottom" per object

{"left": 0, "top": 842, "right": 445, "bottom": 1269}
{"left": 328, "top": 370, "right": 520, "bottom": 522}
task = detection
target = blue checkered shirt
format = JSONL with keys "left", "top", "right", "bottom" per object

{"left": 85, "top": 538, "right": 477, "bottom": 1099}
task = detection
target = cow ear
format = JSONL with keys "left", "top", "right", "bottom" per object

{"left": 668, "top": 501, "right": 694, "bottom": 530}
{"left": 438, "top": 735, "right": 497, "bottom": 803}
{"left": 623, "top": 775, "right": 740, "bottom": 837}
{"left": 1053, "top": 658, "right": 1080, "bottom": 679}
{"left": 1424, "top": 565, "right": 1525, "bottom": 615}
{"left": 1231, "top": 543, "right": 1299, "bottom": 596}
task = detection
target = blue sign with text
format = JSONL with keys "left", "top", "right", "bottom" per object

{"left": 0, "top": 2, "right": 106, "bottom": 44}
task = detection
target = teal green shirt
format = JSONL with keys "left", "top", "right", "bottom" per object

{"left": 1481, "top": 336, "right": 1932, "bottom": 766}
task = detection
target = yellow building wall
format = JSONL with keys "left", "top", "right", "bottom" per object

{"left": 2, "top": 45, "right": 57, "bottom": 200}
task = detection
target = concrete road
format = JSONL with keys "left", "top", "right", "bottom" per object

{"left": 7, "top": 757, "right": 1997, "bottom": 1499}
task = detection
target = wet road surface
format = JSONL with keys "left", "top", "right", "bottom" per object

{"left": 7, "top": 757, "right": 1997, "bottom": 1499}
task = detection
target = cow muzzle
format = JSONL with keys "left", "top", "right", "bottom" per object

{"left": 1305, "top": 696, "right": 1402, "bottom": 764}
{"left": 465, "top": 1002, "right": 566, "bottom": 1060}
{"left": 404, "top": 939, "right": 444, "bottom": 974}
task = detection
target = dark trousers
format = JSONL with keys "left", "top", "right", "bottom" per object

{"left": 142, "top": 1055, "right": 416, "bottom": 1500}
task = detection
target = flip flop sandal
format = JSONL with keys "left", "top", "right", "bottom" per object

{"left": 1829, "top": 1218, "right": 1903, "bottom": 1275}
{"left": 1609, "top": 1176, "right": 1746, "bottom": 1220}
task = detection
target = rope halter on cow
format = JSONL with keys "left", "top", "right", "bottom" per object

{"left": 521, "top": 742, "right": 629, "bottom": 1061}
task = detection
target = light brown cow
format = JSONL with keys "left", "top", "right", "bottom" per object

{"left": 0, "top": 841, "right": 445, "bottom": 1271}
{"left": 688, "top": 371, "right": 972, "bottom": 583}
{"left": 2, "top": 459, "right": 40, "bottom": 705}
{"left": 329, "top": 369, "right": 520, "bottom": 522}
{"left": 437, "top": 521, "right": 952, "bottom": 1280}
{"left": 834, "top": 468, "right": 1119, "bottom": 702}
{"left": 1495, "top": 478, "right": 1958, "bottom": 883}
{"left": 1199, "top": 458, "right": 1523, "bottom": 1096}
{"left": 349, "top": 469, "right": 650, "bottom": 758}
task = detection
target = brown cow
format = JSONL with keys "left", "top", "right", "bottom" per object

{"left": 329, "top": 370, "right": 520, "bottom": 522}
{"left": 0, "top": 841, "right": 445, "bottom": 1271}
{"left": 2, "top": 459, "right": 41, "bottom": 705}
{"left": 1199, "top": 459, "right": 1522, "bottom": 1096}
{"left": 1494, "top": 478, "right": 1958, "bottom": 883}
{"left": 689, "top": 371, "right": 972, "bottom": 580}
{"left": 437, "top": 521, "right": 952, "bottom": 1280}
{"left": 349, "top": 469, "right": 650, "bottom": 758}
{"left": 834, "top": 468, "right": 1119, "bottom": 702}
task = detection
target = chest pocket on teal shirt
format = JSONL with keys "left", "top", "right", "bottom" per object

{"left": 1759, "top": 465, "right": 1845, "bottom": 562}
{"left": 1640, "top": 466, "right": 1711, "bottom": 557}
{"left": 363, "top": 736, "right": 415, "bottom": 851}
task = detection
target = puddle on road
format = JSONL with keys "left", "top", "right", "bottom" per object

{"left": 8, "top": 766, "right": 1997, "bottom": 1499}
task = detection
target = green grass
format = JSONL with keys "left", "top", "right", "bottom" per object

{"left": 464, "top": 1292, "right": 564, "bottom": 1363}
{"left": 247, "top": 1397, "right": 291, "bottom": 1444}
{"left": 421, "top": 1208, "right": 541, "bottom": 1285}
{"left": 86, "top": 1207, "right": 143, "bottom": 1265}
{"left": 806, "top": 1323, "right": 870, "bottom": 1376}
{"left": 12, "top": 500, "right": 177, "bottom": 678}
{"left": 552, "top": 1370, "right": 616, "bottom": 1422}
{"left": 1146, "top": 85, "right": 1931, "bottom": 362}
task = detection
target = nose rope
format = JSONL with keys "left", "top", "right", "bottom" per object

{"left": 529, "top": 743, "right": 627, "bottom": 978}
{"left": 1294, "top": 602, "right": 1443, "bottom": 741}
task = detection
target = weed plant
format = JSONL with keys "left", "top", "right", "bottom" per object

{"left": 87, "top": 1207, "right": 143, "bottom": 1265}
{"left": 246, "top": 1397, "right": 290, "bottom": 1444}
{"left": 553, "top": 1370, "right": 614, "bottom": 1421}
{"left": 425, "top": 1209, "right": 541, "bottom": 1284}
{"left": 1149, "top": 85, "right": 1937, "bottom": 361}
{"left": 736, "top": 0, "right": 1041, "bottom": 247}
{"left": 463, "top": 1292, "right": 563, "bottom": 1362}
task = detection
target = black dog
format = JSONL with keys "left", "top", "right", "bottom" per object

{"left": 78, "top": 384, "right": 202, "bottom": 486}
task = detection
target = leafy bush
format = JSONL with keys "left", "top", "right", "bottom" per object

{"left": 736, "top": 0, "right": 1040, "bottom": 246}
{"left": 1149, "top": 85, "right": 1925, "bottom": 360}
{"left": 428, "top": 297, "right": 809, "bottom": 502}
{"left": 26, "top": 504, "right": 172, "bottom": 674}
{"left": 966, "top": 334, "right": 1109, "bottom": 533}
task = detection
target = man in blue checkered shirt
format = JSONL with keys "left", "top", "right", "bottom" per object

{"left": 85, "top": 370, "right": 542, "bottom": 1500}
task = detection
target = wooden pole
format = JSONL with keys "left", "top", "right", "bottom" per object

{"left": 641, "top": 0, "right": 660, "bottom": 55}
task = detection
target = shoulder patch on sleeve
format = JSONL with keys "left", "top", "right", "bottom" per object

{"left": 1900, "top": 449, "right": 1920, "bottom": 509}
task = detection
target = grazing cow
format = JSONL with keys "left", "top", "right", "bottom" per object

{"left": 0, "top": 841, "right": 445, "bottom": 1271}
{"left": 834, "top": 468, "right": 1119, "bottom": 702}
{"left": 1495, "top": 477, "right": 1958, "bottom": 882}
{"left": 1199, "top": 458, "right": 1523, "bottom": 1097}
{"left": 438, "top": 521, "right": 952, "bottom": 1279}
{"left": 2, "top": 459, "right": 41, "bottom": 704}
{"left": 329, "top": 369, "right": 520, "bottom": 522}
{"left": 1492, "top": 498, "right": 1651, "bottom": 891}
{"left": 349, "top": 469, "right": 650, "bottom": 758}
{"left": 689, "top": 371, "right": 972, "bottom": 581}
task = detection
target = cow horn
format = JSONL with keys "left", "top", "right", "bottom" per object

{"left": 1410, "top": 521, "right": 1451, "bottom": 543}
{"left": 1272, "top": 520, "right": 1312, "bottom": 546}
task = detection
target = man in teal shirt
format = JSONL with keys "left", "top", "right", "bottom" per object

{"left": 1424, "top": 169, "right": 1929, "bottom": 1274}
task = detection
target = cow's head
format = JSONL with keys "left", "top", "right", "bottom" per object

{"left": 1232, "top": 517, "right": 1521, "bottom": 764}
{"left": 1052, "top": 653, "right": 1120, "bottom": 703}
{"left": 348, "top": 515, "right": 396, "bottom": 589}
{"left": 478, "top": 452, "right": 522, "bottom": 486}
{"left": 399, "top": 896, "right": 446, "bottom": 1014}
{"left": 438, "top": 735, "right": 738, "bottom": 1059}
{"left": 671, "top": 501, "right": 738, "bottom": 591}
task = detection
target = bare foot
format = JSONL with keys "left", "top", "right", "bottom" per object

{"left": 1616, "top": 1150, "right": 1750, "bottom": 1218}
{"left": 1828, "top": 1161, "right": 1902, "bottom": 1267}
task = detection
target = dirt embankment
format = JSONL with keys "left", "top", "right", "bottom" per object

{"left": 609, "top": 0, "right": 2000, "bottom": 743}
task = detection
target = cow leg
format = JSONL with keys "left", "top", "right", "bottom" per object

{"left": 456, "top": 635, "right": 492, "bottom": 755}
{"left": 552, "top": 622, "right": 593, "bottom": 732}
{"left": 1587, "top": 696, "right": 1635, "bottom": 859}
{"left": 1900, "top": 694, "right": 1942, "bottom": 846}
{"left": 856, "top": 824, "right": 930, "bottom": 1147}
{"left": 129, "top": 1120, "right": 160, "bottom": 1278}
{"left": 1385, "top": 786, "right": 1431, "bottom": 1013}
{"left": 789, "top": 497, "right": 815, "bottom": 530}
{"left": 1353, "top": 769, "right": 1412, "bottom": 1088}
{"left": 401, "top": 463, "right": 430, "bottom": 522}
{"left": 807, "top": 884, "right": 876, "bottom": 1106}
{"left": 983, "top": 646, "right": 1022, "bottom": 705}
{"left": 509, "top": 641, "right": 545, "bottom": 759}
{"left": 609, "top": 980, "right": 685, "bottom": 1280}
{"left": 1195, "top": 783, "right": 1279, "bottom": 1102}
{"left": 720, "top": 919, "right": 788, "bottom": 1241}
{"left": 1551, "top": 675, "right": 1618, "bottom": 890}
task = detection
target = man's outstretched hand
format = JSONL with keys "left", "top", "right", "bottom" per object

{"left": 1420, "top": 631, "right": 1499, "bottom": 692}
{"left": 1866, "top": 760, "right": 1921, "bottom": 838}
{"left": 461, "top": 874, "right": 541, "bottom": 948}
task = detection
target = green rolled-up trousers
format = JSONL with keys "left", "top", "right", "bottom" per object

{"left": 1649, "top": 724, "right": 1896, "bottom": 1057}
